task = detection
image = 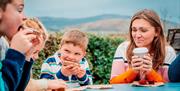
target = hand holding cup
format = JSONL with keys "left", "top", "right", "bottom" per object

{"left": 132, "top": 47, "right": 148, "bottom": 80}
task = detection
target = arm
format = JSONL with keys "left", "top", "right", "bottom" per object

{"left": 25, "top": 79, "right": 48, "bottom": 91}
{"left": 168, "top": 54, "right": 180, "bottom": 82}
{"left": 110, "top": 42, "right": 130, "bottom": 79}
{"left": 25, "top": 78, "right": 67, "bottom": 91}
{"left": 161, "top": 46, "right": 176, "bottom": 82}
{"left": 77, "top": 71, "right": 91, "bottom": 86}
{"left": 56, "top": 70, "right": 69, "bottom": 81}
{"left": 40, "top": 63, "right": 55, "bottom": 79}
{"left": 40, "top": 58, "right": 57, "bottom": 79}
{"left": 1, "top": 28, "right": 38, "bottom": 90}
{"left": 16, "top": 59, "right": 34, "bottom": 91}
{"left": 146, "top": 70, "right": 164, "bottom": 82}
{"left": 110, "top": 42, "right": 130, "bottom": 82}
{"left": 2, "top": 49, "right": 26, "bottom": 91}
{"left": 111, "top": 60, "right": 126, "bottom": 79}
{"left": 76, "top": 59, "right": 93, "bottom": 86}
{"left": 110, "top": 68, "right": 138, "bottom": 84}
{"left": 144, "top": 46, "right": 176, "bottom": 82}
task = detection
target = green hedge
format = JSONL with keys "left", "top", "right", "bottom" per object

{"left": 32, "top": 32, "right": 125, "bottom": 84}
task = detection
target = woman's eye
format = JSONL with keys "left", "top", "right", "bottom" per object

{"left": 141, "top": 28, "right": 148, "bottom": 32}
{"left": 132, "top": 28, "right": 137, "bottom": 32}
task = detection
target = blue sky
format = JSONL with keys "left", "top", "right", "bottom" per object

{"left": 24, "top": 0, "right": 180, "bottom": 23}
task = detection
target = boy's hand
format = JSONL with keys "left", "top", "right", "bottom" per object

{"left": 73, "top": 67, "right": 86, "bottom": 78}
{"left": 61, "top": 63, "right": 74, "bottom": 76}
{"left": 61, "top": 61, "right": 86, "bottom": 78}
{"left": 64, "top": 61, "right": 85, "bottom": 78}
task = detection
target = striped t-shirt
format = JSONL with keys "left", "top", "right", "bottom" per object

{"left": 40, "top": 52, "right": 93, "bottom": 86}
{"left": 111, "top": 41, "right": 176, "bottom": 81}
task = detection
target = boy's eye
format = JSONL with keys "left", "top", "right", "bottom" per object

{"left": 64, "top": 49, "right": 70, "bottom": 53}
{"left": 75, "top": 53, "right": 81, "bottom": 56}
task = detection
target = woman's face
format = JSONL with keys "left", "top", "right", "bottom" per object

{"left": 131, "top": 19, "right": 157, "bottom": 49}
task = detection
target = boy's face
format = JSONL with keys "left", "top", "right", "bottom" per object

{"left": 0, "top": 0, "right": 25, "bottom": 39}
{"left": 60, "top": 43, "right": 86, "bottom": 63}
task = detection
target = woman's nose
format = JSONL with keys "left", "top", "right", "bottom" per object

{"left": 136, "top": 34, "right": 142, "bottom": 38}
{"left": 135, "top": 31, "right": 142, "bottom": 38}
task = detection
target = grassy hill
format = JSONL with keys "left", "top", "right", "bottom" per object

{"left": 38, "top": 14, "right": 179, "bottom": 34}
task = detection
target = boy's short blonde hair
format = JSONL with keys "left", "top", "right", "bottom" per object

{"left": 60, "top": 29, "right": 88, "bottom": 50}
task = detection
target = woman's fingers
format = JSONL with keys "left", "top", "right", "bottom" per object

{"left": 131, "top": 57, "right": 143, "bottom": 71}
{"left": 131, "top": 55, "right": 153, "bottom": 73}
{"left": 140, "top": 54, "right": 153, "bottom": 73}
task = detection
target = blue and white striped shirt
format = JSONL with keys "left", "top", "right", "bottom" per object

{"left": 40, "top": 52, "right": 93, "bottom": 86}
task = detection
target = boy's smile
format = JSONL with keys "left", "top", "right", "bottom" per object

{"left": 59, "top": 43, "right": 86, "bottom": 63}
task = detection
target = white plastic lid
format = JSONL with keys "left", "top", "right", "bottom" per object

{"left": 133, "top": 47, "right": 148, "bottom": 54}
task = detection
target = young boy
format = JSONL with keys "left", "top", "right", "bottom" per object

{"left": 40, "top": 29, "right": 93, "bottom": 86}
{"left": 0, "top": 0, "right": 39, "bottom": 90}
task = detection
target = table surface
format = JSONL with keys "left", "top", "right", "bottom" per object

{"left": 84, "top": 83, "right": 180, "bottom": 91}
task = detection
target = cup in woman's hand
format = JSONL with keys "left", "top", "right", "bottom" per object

{"left": 133, "top": 47, "right": 148, "bottom": 80}
{"left": 133, "top": 47, "right": 148, "bottom": 58}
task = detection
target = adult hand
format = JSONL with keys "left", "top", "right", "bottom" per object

{"left": 131, "top": 55, "right": 143, "bottom": 73}
{"left": 10, "top": 28, "right": 36, "bottom": 55}
{"left": 142, "top": 54, "right": 153, "bottom": 74}
{"left": 47, "top": 79, "right": 67, "bottom": 90}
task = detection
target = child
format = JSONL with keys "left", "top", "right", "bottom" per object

{"left": 110, "top": 9, "right": 176, "bottom": 84}
{"left": 16, "top": 18, "right": 67, "bottom": 91}
{"left": 40, "top": 29, "right": 93, "bottom": 86}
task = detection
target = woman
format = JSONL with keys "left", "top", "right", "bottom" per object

{"left": 110, "top": 9, "right": 176, "bottom": 84}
